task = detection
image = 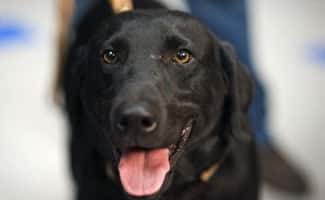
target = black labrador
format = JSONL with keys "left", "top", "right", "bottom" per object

{"left": 61, "top": 1, "right": 259, "bottom": 200}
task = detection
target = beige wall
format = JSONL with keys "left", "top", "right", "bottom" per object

{"left": 249, "top": 0, "right": 325, "bottom": 199}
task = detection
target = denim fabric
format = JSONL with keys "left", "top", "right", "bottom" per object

{"left": 73, "top": 0, "right": 94, "bottom": 27}
{"left": 187, "top": 0, "right": 270, "bottom": 144}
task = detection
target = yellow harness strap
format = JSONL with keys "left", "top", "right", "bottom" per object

{"left": 200, "top": 163, "right": 220, "bottom": 183}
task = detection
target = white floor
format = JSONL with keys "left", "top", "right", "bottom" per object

{"left": 0, "top": 0, "right": 324, "bottom": 200}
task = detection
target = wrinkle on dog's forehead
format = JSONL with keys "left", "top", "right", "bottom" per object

{"left": 105, "top": 11, "right": 212, "bottom": 55}
{"left": 117, "top": 20, "right": 168, "bottom": 52}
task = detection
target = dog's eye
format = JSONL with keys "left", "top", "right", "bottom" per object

{"left": 102, "top": 49, "right": 118, "bottom": 64}
{"left": 172, "top": 49, "right": 192, "bottom": 64}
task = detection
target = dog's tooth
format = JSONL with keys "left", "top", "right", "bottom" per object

{"left": 181, "top": 128, "right": 187, "bottom": 136}
{"left": 181, "top": 126, "right": 190, "bottom": 136}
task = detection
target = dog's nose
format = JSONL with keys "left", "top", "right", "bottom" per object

{"left": 115, "top": 104, "right": 158, "bottom": 134}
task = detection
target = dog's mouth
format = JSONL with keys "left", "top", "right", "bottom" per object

{"left": 110, "top": 120, "right": 194, "bottom": 198}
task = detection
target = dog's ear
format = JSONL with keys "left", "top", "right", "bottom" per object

{"left": 219, "top": 41, "right": 255, "bottom": 141}
{"left": 62, "top": 45, "right": 88, "bottom": 129}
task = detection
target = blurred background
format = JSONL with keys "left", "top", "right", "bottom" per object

{"left": 0, "top": 0, "right": 324, "bottom": 200}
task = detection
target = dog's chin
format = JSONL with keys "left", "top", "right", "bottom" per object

{"left": 107, "top": 120, "right": 194, "bottom": 200}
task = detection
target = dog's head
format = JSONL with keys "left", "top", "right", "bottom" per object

{"left": 64, "top": 10, "right": 253, "bottom": 200}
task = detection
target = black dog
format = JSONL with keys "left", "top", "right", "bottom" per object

{"left": 61, "top": 1, "right": 259, "bottom": 200}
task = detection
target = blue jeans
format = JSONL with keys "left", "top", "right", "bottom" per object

{"left": 187, "top": 0, "right": 270, "bottom": 145}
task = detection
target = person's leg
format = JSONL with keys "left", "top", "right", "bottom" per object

{"left": 187, "top": 0, "right": 309, "bottom": 194}
{"left": 187, "top": 0, "right": 270, "bottom": 145}
{"left": 73, "top": 0, "right": 93, "bottom": 27}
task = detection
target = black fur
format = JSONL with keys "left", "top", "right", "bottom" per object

{"left": 62, "top": 1, "right": 259, "bottom": 200}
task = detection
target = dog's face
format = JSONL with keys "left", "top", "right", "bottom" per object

{"left": 68, "top": 10, "right": 252, "bottom": 200}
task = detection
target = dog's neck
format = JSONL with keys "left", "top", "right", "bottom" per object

{"left": 173, "top": 133, "right": 232, "bottom": 184}
{"left": 166, "top": 130, "right": 256, "bottom": 199}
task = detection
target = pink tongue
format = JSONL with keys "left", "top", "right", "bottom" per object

{"left": 118, "top": 148, "right": 170, "bottom": 197}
